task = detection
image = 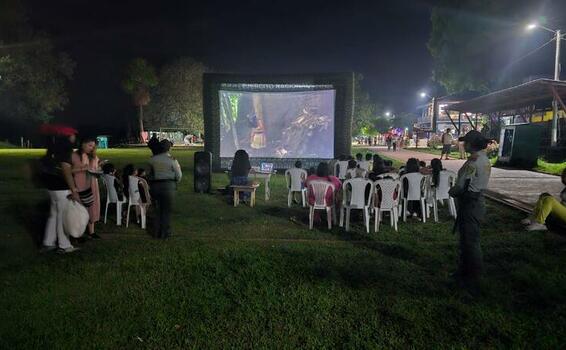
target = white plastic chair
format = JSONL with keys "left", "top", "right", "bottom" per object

{"left": 399, "top": 173, "right": 427, "bottom": 222}
{"left": 126, "top": 175, "right": 147, "bottom": 229}
{"left": 427, "top": 170, "right": 457, "bottom": 222}
{"left": 307, "top": 180, "right": 336, "bottom": 230}
{"left": 336, "top": 161, "right": 350, "bottom": 180}
{"left": 340, "top": 178, "right": 373, "bottom": 233}
{"left": 102, "top": 174, "right": 126, "bottom": 226}
{"left": 285, "top": 168, "right": 307, "bottom": 207}
{"left": 373, "top": 179, "right": 401, "bottom": 232}
{"left": 358, "top": 160, "right": 371, "bottom": 172}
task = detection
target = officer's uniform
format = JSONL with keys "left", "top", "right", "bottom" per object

{"left": 449, "top": 133, "right": 491, "bottom": 280}
{"left": 148, "top": 150, "right": 182, "bottom": 239}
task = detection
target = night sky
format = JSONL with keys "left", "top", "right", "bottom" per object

{"left": 22, "top": 0, "right": 566, "bottom": 134}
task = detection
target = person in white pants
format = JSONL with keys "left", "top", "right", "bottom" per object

{"left": 43, "top": 190, "right": 73, "bottom": 250}
{"left": 39, "top": 132, "right": 81, "bottom": 253}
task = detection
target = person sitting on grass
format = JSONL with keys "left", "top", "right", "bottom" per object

{"left": 306, "top": 162, "right": 342, "bottom": 223}
{"left": 522, "top": 168, "right": 566, "bottom": 231}
{"left": 230, "top": 149, "right": 252, "bottom": 202}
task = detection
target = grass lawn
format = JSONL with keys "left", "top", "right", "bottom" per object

{"left": 407, "top": 147, "right": 463, "bottom": 160}
{"left": 1, "top": 148, "right": 566, "bottom": 348}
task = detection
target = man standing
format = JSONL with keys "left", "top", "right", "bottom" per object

{"left": 148, "top": 140, "right": 182, "bottom": 239}
{"left": 441, "top": 128, "right": 453, "bottom": 160}
{"left": 449, "top": 130, "right": 492, "bottom": 290}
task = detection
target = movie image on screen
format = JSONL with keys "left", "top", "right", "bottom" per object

{"left": 219, "top": 90, "right": 335, "bottom": 158}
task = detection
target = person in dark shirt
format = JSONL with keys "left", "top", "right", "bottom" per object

{"left": 230, "top": 150, "right": 251, "bottom": 202}
{"left": 41, "top": 135, "right": 81, "bottom": 253}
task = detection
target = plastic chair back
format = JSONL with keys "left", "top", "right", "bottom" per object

{"left": 400, "top": 173, "right": 425, "bottom": 201}
{"left": 343, "top": 178, "right": 372, "bottom": 208}
{"left": 337, "top": 161, "right": 349, "bottom": 179}
{"left": 358, "top": 160, "right": 371, "bottom": 171}
{"left": 309, "top": 180, "right": 334, "bottom": 208}
{"left": 102, "top": 174, "right": 119, "bottom": 203}
{"left": 374, "top": 179, "right": 400, "bottom": 210}
{"left": 285, "top": 168, "right": 307, "bottom": 191}
{"left": 434, "top": 170, "right": 456, "bottom": 200}
{"left": 128, "top": 175, "right": 141, "bottom": 205}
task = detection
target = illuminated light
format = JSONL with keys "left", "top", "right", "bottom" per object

{"left": 419, "top": 92, "right": 427, "bottom": 98}
{"left": 526, "top": 23, "right": 537, "bottom": 31}
{"left": 385, "top": 111, "right": 391, "bottom": 117}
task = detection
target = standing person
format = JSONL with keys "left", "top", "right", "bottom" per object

{"left": 441, "top": 128, "right": 453, "bottom": 160}
{"left": 386, "top": 135, "right": 392, "bottom": 150}
{"left": 449, "top": 130, "right": 492, "bottom": 289}
{"left": 148, "top": 140, "right": 182, "bottom": 239}
{"left": 40, "top": 132, "right": 81, "bottom": 253}
{"left": 72, "top": 137, "right": 102, "bottom": 239}
{"left": 392, "top": 136, "right": 397, "bottom": 151}
{"left": 458, "top": 126, "right": 468, "bottom": 160}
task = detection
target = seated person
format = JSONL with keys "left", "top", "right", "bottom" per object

{"left": 361, "top": 153, "right": 373, "bottom": 171}
{"left": 429, "top": 158, "right": 444, "bottom": 189}
{"left": 229, "top": 149, "right": 252, "bottom": 201}
{"left": 290, "top": 160, "right": 307, "bottom": 203}
{"left": 306, "top": 162, "right": 342, "bottom": 209}
{"left": 400, "top": 158, "right": 422, "bottom": 218}
{"left": 137, "top": 168, "right": 148, "bottom": 181}
{"left": 102, "top": 163, "right": 124, "bottom": 201}
{"left": 419, "top": 160, "right": 432, "bottom": 175}
{"left": 368, "top": 157, "right": 388, "bottom": 181}
{"left": 522, "top": 168, "right": 566, "bottom": 231}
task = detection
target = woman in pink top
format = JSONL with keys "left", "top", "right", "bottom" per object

{"left": 72, "top": 137, "right": 102, "bottom": 239}
{"left": 305, "top": 162, "right": 342, "bottom": 208}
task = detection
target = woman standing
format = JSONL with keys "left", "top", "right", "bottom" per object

{"left": 72, "top": 137, "right": 102, "bottom": 239}
{"left": 41, "top": 132, "right": 81, "bottom": 253}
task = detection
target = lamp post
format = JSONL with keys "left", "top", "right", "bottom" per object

{"left": 419, "top": 92, "right": 437, "bottom": 132}
{"left": 526, "top": 22, "right": 563, "bottom": 146}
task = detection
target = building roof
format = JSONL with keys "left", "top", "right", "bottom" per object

{"left": 447, "top": 79, "right": 566, "bottom": 113}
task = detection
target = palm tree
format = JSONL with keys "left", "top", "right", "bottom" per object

{"left": 122, "top": 58, "right": 157, "bottom": 142}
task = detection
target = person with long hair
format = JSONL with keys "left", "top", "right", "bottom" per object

{"left": 430, "top": 158, "right": 444, "bottom": 188}
{"left": 72, "top": 136, "right": 102, "bottom": 239}
{"left": 230, "top": 149, "right": 252, "bottom": 202}
{"left": 41, "top": 133, "right": 81, "bottom": 253}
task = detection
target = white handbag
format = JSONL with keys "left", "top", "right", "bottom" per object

{"left": 63, "top": 200, "right": 89, "bottom": 238}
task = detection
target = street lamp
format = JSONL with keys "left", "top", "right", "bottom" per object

{"left": 419, "top": 91, "right": 438, "bottom": 131}
{"left": 385, "top": 111, "right": 391, "bottom": 117}
{"left": 526, "top": 21, "right": 564, "bottom": 146}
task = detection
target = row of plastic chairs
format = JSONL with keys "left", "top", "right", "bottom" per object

{"left": 286, "top": 168, "right": 457, "bottom": 232}
{"left": 101, "top": 174, "right": 147, "bottom": 229}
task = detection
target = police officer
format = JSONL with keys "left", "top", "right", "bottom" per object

{"left": 148, "top": 139, "right": 182, "bottom": 239}
{"left": 448, "top": 130, "right": 491, "bottom": 287}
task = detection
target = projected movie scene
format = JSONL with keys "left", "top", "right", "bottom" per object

{"left": 219, "top": 90, "right": 335, "bottom": 159}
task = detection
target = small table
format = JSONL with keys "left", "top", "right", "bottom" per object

{"left": 230, "top": 183, "right": 260, "bottom": 207}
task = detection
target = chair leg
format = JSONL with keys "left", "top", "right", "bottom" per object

{"left": 117, "top": 202, "right": 123, "bottom": 226}
{"left": 393, "top": 208, "right": 398, "bottom": 231}
{"left": 309, "top": 207, "right": 314, "bottom": 230}
{"left": 302, "top": 190, "right": 307, "bottom": 207}
{"left": 403, "top": 199, "right": 407, "bottom": 222}
{"left": 140, "top": 206, "right": 146, "bottom": 229}
{"left": 374, "top": 208, "right": 379, "bottom": 232}
{"left": 364, "top": 208, "right": 370, "bottom": 233}
{"left": 421, "top": 200, "right": 427, "bottom": 223}
{"left": 345, "top": 208, "right": 351, "bottom": 232}
{"left": 104, "top": 202, "right": 109, "bottom": 224}
{"left": 340, "top": 207, "right": 344, "bottom": 227}
{"left": 233, "top": 190, "right": 238, "bottom": 207}
{"left": 326, "top": 207, "right": 332, "bottom": 229}
{"left": 126, "top": 205, "right": 131, "bottom": 228}
{"left": 251, "top": 191, "right": 256, "bottom": 207}
{"left": 288, "top": 191, "right": 292, "bottom": 208}
{"left": 433, "top": 200, "right": 439, "bottom": 222}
